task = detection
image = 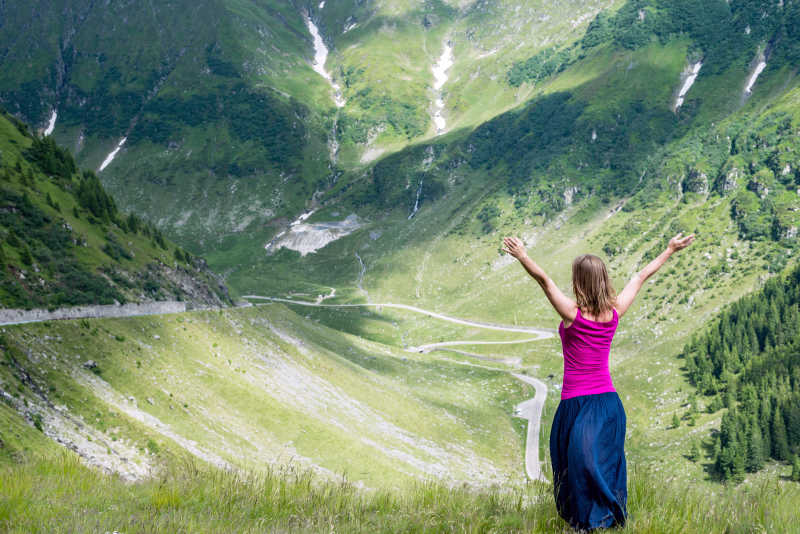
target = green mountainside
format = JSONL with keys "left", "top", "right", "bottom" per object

{"left": 0, "top": 0, "right": 617, "bottom": 253}
{"left": 0, "top": 111, "right": 231, "bottom": 309}
{"left": 0, "top": 0, "right": 334, "bottom": 250}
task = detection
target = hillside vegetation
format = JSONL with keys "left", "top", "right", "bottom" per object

{"left": 0, "top": 0, "right": 620, "bottom": 254}
{"left": 683, "top": 263, "right": 800, "bottom": 482}
{"left": 0, "top": 111, "right": 230, "bottom": 309}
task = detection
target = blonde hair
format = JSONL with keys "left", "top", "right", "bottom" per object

{"left": 572, "top": 254, "right": 616, "bottom": 318}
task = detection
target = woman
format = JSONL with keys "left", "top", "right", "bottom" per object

{"left": 502, "top": 232, "right": 694, "bottom": 531}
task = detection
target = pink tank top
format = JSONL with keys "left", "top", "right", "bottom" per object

{"left": 558, "top": 307, "right": 618, "bottom": 399}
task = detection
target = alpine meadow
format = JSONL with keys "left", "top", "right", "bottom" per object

{"left": 1, "top": 0, "right": 800, "bottom": 532}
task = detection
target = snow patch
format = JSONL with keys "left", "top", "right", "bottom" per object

{"left": 744, "top": 59, "right": 767, "bottom": 95}
{"left": 343, "top": 19, "right": 358, "bottom": 33}
{"left": 265, "top": 213, "right": 361, "bottom": 256}
{"left": 99, "top": 137, "right": 127, "bottom": 172}
{"left": 674, "top": 61, "right": 702, "bottom": 110}
{"left": 408, "top": 177, "right": 424, "bottom": 219}
{"left": 431, "top": 39, "right": 454, "bottom": 134}
{"left": 174, "top": 210, "right": 193, "bottom": 228}
{"left": 303, "top": 12, "right": 345, "bottom": 107}
{"left": 44, "top": 110, "right": 57, "bottom": 136}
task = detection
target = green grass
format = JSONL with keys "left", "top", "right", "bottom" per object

{"left": 2, "top": 450, "right": 799, "bottom": 533}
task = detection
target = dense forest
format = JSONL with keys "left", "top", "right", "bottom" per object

{"left": 682, "top": 264, "right": 800, "bottom": 482}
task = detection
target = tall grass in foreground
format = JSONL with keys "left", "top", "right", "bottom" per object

{"left": 1, "top": 452, "right": 798, "bottom": 533}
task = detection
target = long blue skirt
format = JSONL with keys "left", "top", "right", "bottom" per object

{"left": 549, "top": 391, "right": 627, "bottom": 531}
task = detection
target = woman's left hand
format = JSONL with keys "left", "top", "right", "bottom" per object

{"left": 502, "top": 237, "right": 528, "bottom": 260}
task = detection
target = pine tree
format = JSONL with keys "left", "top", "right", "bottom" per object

{"left": 724, "top": 376, "right": 737, "bottom": 409}
{"left": 746, "top": 417, "right": 765, "bottom": 472}
{"left": 689, "top": 440, "right": 701, "bottom": 462}
{"left": 792, "top": 455, "right": 800, "bottom": 482}
{"left": 772, "top": 405, "right": 790, "bottom": 461}
{"left": 126, "top": 213, "right": 140, "bottom": 234}
{"left": 786, "top": 401, "right": 800, "bottom": 447}
{"left": 19, "top": 246, "right": 32, "bottom": 265}
{"left": 731, "top": 416, "right": 746, "bottom": 482}
{"left": 716, "top": 446, "right": 734, "bottom": 481}
{"left": 672, "top": 412, "right": 680, "bottom": 429}
{"left": 6, "top": 232, "right": 20, "bottom": 248}
{"left": 760, "top": 396, "right": 772, "bottom": 456}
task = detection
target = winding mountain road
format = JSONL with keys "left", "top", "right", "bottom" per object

{"left": 242, "top": 295, "right": 554, "bottom": 334}
{"left": 512, "top": 373, "right": 550, "bottom": 482}
{"left": 243, "top": 294, "right": 554, "bottom": 482}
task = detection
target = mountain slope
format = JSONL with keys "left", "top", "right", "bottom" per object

{"left": 0, "top": 0, "right": 619, "bottom": 255}
{"left": 683, "top": 263, "right": 800, "bottom": 482}
{"left": 0, "top": 0, "right": 335, "bottom": 251}
{"left": 0, "top": 110, "right": 230, "bottom": 309}
{"left": 0, "top": 302, "right": 534, "bottom": 488}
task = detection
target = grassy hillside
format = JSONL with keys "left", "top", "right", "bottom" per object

{"left": 0, "top": 303, "right": 535, "bottom": 488}
{"left": 1, "top": 299, "right": 799, "bottom": 532}
{"left": 0, "top": 111, "right": 230, "bottom": 308}
{"left": 0, "top": 0, "right": 336, "bottom": 250}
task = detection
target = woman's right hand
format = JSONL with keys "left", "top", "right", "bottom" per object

{"left": 502, "top": 237, "right": 528, "bottom": 260}
{"left": 668, "top": 232, "right": 695, "bottom": 253}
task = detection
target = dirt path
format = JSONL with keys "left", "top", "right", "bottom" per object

{"left": 243, "top": 294, "right": 554, "bottom": 482}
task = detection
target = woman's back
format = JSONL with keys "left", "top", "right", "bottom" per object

{"left": 559, "top": 307, "right": 618, "bottom": 400}
{"left": 502, "top": 232, "right": 694, "bottom": 532}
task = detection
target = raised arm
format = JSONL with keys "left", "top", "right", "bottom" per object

{"left": 502, "top": 237, "right": 577, "bottom": 323}
{"left": 615, "top": 232, "right": 695, "bottom": 317}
